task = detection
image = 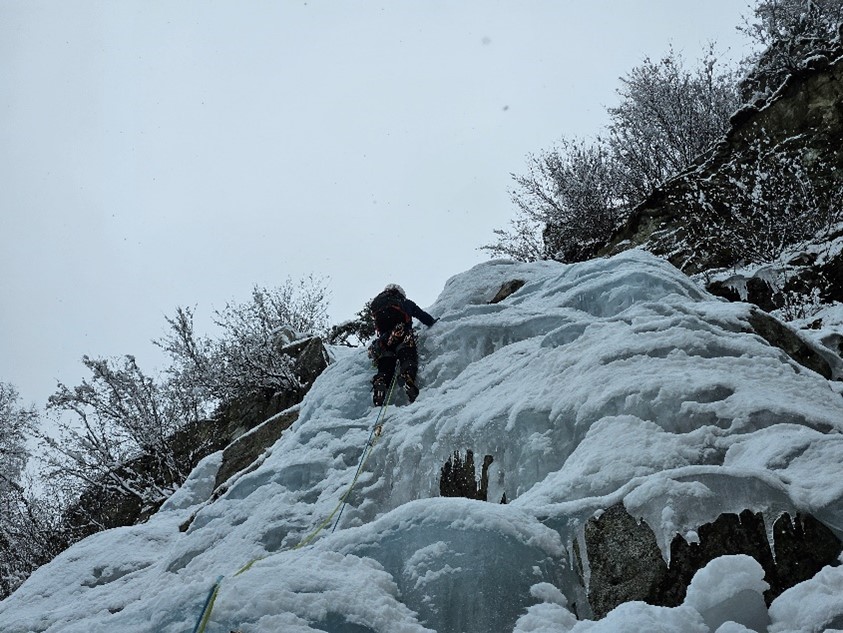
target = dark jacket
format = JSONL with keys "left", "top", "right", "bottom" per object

{"left": 401, "top": 298, "right": 436, "bottom": 328}
{"left": 371, "top": 290, "right": 435, "bottom": 335}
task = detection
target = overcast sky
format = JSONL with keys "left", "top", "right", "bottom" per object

{"left": 1, "top": 1, "right": 754, "bottom": 408}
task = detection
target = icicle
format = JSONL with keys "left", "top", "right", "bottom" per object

{"left": 724, "top": 275, "right": 749, "bottom": 301}
{"left": 574, "top": 520, "right": 591, "bottom": 590}
{"left": 627, "top": 504, "right": 677, "bottom": 566}
{"left": 765, "top": 511, "right": 791, "bottom": 565}
{"left": 657, "top": 510, "right": 675, "bottom": 567}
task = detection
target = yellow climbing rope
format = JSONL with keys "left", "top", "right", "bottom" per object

{"left": 303, "top": 370, "right": 398, "bottom": 544}
{"left": 191, "top": 575, "right": 223, "bottom": 633}
{"left": 191, "top": 371, "right": 400, "bottom": 633}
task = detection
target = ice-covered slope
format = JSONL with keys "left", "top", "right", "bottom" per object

{"left": 2, "top": 251, "right": 843, "bottom": 633}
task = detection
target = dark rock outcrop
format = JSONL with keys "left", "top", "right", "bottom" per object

{"left": 490, "top": 279, "right": 526, "bottom": 304}
{"left": 746, "top": 308, "right": 834, "bottom": 379}
{"left": 214, "top": 409, "right": 299, "bottom": 488}
{"left": 704, "top": 225, "right": 843, "bottom": 319}
{"left": 439, "top": 450, "right": 494, "bottom": 501}
{"left": 584, "top": 504, "right": 842, "bottom": 619}
{"left": 219, "top": 336, "right": 329, "bottom": 430}
{"left": 603, "top": 50, "right": 843, "bottom": 283}
{"left": 584, "top": 504, "right": 668, "bottom": 619}
{"left": 707, "top": 275, "right": 781, "bottom": 313}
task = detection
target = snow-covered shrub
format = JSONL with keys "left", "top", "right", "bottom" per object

{"left": 328, "top": 302, "right": 376, "bottom": 347}
{"left": 0, "top": 382, "right": 41, "bottom": 598}
{"left": 739, "top": 0, "right": 843, "bottom": 101}
{"left": 157, "top": 276, "right": 330, "bottom": 408}
{"left": 607, "top": 45, "right": 740, "bottom": 203}
{"left": 0, "top": 383, "right": 35, "bottom": 495}
{"left": 487, "top": 47, "right": 738, "bottom": 263}
{"left": 42, "top": 355, "right": 192, "bottom": 517}
{"left": 506, "top": 138, "right": 626, "bottom": 263}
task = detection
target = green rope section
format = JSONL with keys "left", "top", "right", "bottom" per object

{"left": 297, "top": 369, "right": 398, "bottom": 546}
{"left": 191, "top": 575, "right": 223, "bottom": 633}
{"left": 190, "top": 371, "right": 400, "bottom": 633}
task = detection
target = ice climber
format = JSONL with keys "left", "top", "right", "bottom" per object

{"left": 368, "top": 283, "right": 436, "bottom": 406}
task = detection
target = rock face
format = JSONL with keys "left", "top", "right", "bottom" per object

{"left": 214, "top": 409, "right": 299, "bottom": 489}
{"left": 745, "top": 308, "right": 836, "bottom": 379}
{"left": 220, "top": 335, "right": 330, "bottom": 430}
{"left": 489, "top": 279, "right": 526, "bottom": 304}
{"left": 705, "top": 225, "right": 843, "bottom": 319}
{"left": 584, "top": 505, "right": 843, "bottom": 619}
{"left": 603, "top": 48, "right": 843, "bottom": 307}
{"left": 438, "top": 450, "right": 494, "bottom": 501}
{"left": 584, "top": 505, "right": 668, "bottom": 618}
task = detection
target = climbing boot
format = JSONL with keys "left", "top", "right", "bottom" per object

{"left": 402, "top": 373, "right": 419, "bottom": 403}
{"left": 372, "top": 377, "right": 387, "bottom": 407}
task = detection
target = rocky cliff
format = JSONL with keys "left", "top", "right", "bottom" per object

{"left": 604, "top": 39, "right": 843, "bottom": 324}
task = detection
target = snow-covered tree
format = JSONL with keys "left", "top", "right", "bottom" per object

{"left": 38, "top": 275, "right": 329, "bottom": 536}
{"left": 328, "top": 303, "right": 377, "bottom": 347}
{"left": 607, "top": 46, "right": 740, "bottom": 202}
{"left": 0, "top": 383, "right": 35, "bottom": 494}
{"left": 744, "top": 0, "right": 843, "bottom": 45}
{"left": 486, "top": 138, "right": 626, "bottom": 262}
{"left": 0, "top": 383, "right": 43, "bottom": 598}
{"left": 486, "top": 47, "right": 738, "bottom": 262}
{"left": 739, "top": 0, "right": 843, "bottom": 100}
{"left": 157, "top": 276, "right": 330, "bottom": 407}
{"left": 0, "top": 479, "right": 72, "bottom": 600}
{"left": 41, "top": 355, "right": 191, "bottom": 522}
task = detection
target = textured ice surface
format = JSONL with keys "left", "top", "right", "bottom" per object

{"left": 2, "top": 250, "right": 842, "bottom": 633}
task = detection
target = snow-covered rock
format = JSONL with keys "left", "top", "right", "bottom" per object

{"left": 683, "top": 555, "right": 770, "bottom": 633}
{"left": 1, "top": 251, "right": 842, "bottom": 633}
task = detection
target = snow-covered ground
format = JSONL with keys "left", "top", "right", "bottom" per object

{"left": 1, "top": 250, "right": 842, "bottom": 633}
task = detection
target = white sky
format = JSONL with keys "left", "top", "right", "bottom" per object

{"left": 1, "top": 1, "right": 754, "bottom": 408}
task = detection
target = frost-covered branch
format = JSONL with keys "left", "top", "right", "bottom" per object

{"left": 487, "top": 46, "right": 738, "bottom": 263}
{"left": 156, "top": 277, "right": 330, "bottom": 405}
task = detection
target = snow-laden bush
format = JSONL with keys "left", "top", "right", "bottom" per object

{"left": 157, "top": 276, "right": 330, "bottom": 408}
{"left": 0, "top": 382, "right": 43, "bottom": 598}
{"left": 24, "top": 276, "right": 330, "bottom": 596}
{"left": 739, "top": 0, "right": 843, "bottom": 101}
{"left": 486, "top": 47, "right": 738, "bottom": 263}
